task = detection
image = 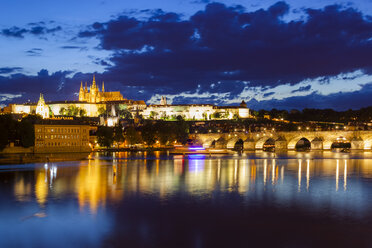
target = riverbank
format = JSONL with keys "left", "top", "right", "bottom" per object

{"left": 0, "top": 152, "right": 90, "bottom": 165}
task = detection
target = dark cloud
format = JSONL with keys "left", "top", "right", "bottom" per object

{"left": 0, "top": 67, "right": 23, "bottom": 75}
{"left": 263, "top": 92, "right": 275, "bottom": 97}
{"left": 25, "top": 48, "right": 43, "bottom": 56}
{"left": 1, "top": 24, "right": 61, "bottom": 38}
{"left": 291, "top": 85, "right": 311, "bottom": 93}
{"left": 59, "top": 46, "right": 87, "bottom": 51}
{"left": 1, "top": 27, "right": 28, "bottom": 38}
{"left": 2, "top": 2, "right": 372, "bottom": 111}
{"left": 76, "top": 2, "right": 372, "bottom": 95}
{"left": 246, "top": 83, "right": 372, "bottom": 111}
{"left": 60, "top": 46, "right": 81, "bottom": 49}
{"left": 0, "top": 69, "right": 76, "bottom": 104}
{"left": 190, "top": 0, "right": 211, "bottom": 4}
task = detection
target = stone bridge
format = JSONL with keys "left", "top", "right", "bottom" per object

{"left": 191, "top": 131, "right": 372, "bottom": 150}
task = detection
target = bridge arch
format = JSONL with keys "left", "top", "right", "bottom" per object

{"left": 287, "top": 136, "right": 314, "bottom": 150}
{"left": 203, "top": 138, "right": 217, "bottom": 148}
{"left": 295, "top": 138, "right": 311, "bottom": 150}
{"left": 255, "top": 137, "right": 275, "bottom": 150}
{"left": 226, "top": 137, "right": 244, "bottom": 149}
{"left": 329, "top": 136, "right": 351, "bottom": 150}
{"left": 234, "top": 139, "right": 244, "bottom": 150}
{"left": 215, "top": 137, "right": 227, "bottom": 149}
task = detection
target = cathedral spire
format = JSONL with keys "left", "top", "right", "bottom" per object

{"left": 39, "top": 93, "right": 44, "bottom": 103}
{"left": 102, "top": 81, "right": 105, "bottom": 92}
{"left": 92, "top": 74, "right": 96, "bottom": 88}
{"left": 80, "top": 81, "right": 83, "bottom": 91}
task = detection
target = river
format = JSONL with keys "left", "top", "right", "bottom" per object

{"left": 1, "top": 151, "right": 372, "bottom": 247}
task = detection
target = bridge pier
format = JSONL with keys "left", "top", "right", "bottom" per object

{"left": 351, "top": 137, "right": 364, "bottom": 150}
{"left": 275, "top": 137, "right": 287, "bottom": 150}
{"left": 243, "top": 138, "right": 255, "bottom": 150}
{"left": 311, "top": 138, "right": 323, "bottom": 150}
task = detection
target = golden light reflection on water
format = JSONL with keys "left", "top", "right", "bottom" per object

{"left": 35, "top": 169, "right": 48, "bottom": 206}
{"left": 11, "top": 154, "right": 372, "bottom": 214}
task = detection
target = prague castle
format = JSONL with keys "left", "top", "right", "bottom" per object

{"left": 79, "top": 75, "right": 124, "bottom": 103}
{"left": 3, "top": 75, "right": 250, "bottom": 121}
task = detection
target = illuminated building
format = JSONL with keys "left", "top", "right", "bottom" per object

{"left": 35, "top": 93, "right": 50, "bottom": 119}
{"left": 142, "top": 97, "right": 250, "bottom": 120}
{"left": 4, "top": 80, "right": 250, "bottom": 120}
{"left": 79, "top": 75, "right": 124, "bottom": 103}
{"left": 34, "top": 121, "right": 92, "bottom": 153}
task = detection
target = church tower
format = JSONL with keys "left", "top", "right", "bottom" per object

{"left": 79, "top": 81, "right": 84, "bottom": 101}
{"left": 160, "top": 96, "right": 167, "bottom": 105}
{"left": 36, "top": 93, "right": 50, "bottom": 119}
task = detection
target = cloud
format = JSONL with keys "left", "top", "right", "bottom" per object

{"left": 0, "top": 67, "right": 23, "bottom": 75}
{"left": 1, "top": 27, "right": 28, "bottom": 38}
{"left": 263, "top": 92, "right": 275, "bottom": 97}
{"left": 245, "top": 83, "right": 372, "bottom": 110}
{"left": 1, "top": 23, "right": 62, "bottom": 38}
{"left": 25, "top": 48, "right": 43, "bottom": 56}
{"left": 2, "top": 2, "right": 372, "bottom": 111}
{"left": 76, "top": 1, "right": 372, "bottom": 95}
{"left": 291, "top": 85, "right": 311, "bottom": 93}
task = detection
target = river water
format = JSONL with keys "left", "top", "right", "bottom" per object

{"left": 1, "top": 151, "right": 372, "bottom": 247}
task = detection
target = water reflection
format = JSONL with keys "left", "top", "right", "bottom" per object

{"left": 8, "top": 153, "right": 372, "bottom": 215}
{"left": 4, "top": 152, "right": 372, "bottom": 247}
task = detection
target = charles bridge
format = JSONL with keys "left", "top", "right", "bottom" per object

{"left": 191, "top": 130, "right": 372, "bottom": 150}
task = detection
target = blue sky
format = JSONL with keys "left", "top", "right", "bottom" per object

{"left": 1, "top": 0, "right": 372, "bottom": 110}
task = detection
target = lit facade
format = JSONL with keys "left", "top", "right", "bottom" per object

{"left": 34, "top": 123, "right": 92, "bottom": 153}
{"left": 35, "top": 94, "right": 49, "bottom": 119}
{"left": 4, "top": 80, "right": 251, "bottom": 120}
{"left": 142, "top": 97, "right": 250, "bottom": 120}
{"left": 79, "top": 75, "right": 124, "bottom": 103}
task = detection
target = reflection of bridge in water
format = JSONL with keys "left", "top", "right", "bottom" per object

{"left": 193, "top": 131, "right": 372, "bottom": 150}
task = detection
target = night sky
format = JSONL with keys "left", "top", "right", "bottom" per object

{"left": 1, "top": 0, "right": 372, "bottom": 110}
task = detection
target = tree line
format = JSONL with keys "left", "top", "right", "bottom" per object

{"left": 0, "top": 114, "right": 40, "bottom": 151}
{"left": 96, "top": 120, "right": 189, "bottom": 148}
{"left": 253, "top": 107, "right": 372, "bottom": 123}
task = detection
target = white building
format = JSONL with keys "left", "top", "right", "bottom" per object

{"left": 142, "top": 97, "right": 250, "bottom": 120}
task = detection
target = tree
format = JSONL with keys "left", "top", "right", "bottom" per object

{"left": 149, "top": 111, "right": 159, "bottom": 119}
{"left": 174, "top": 120, "right": 189, "bottom": 144}
{"left": 79, "top": 108, "right": 87, "bottom": 117}
{"left": 212, "top": 112, "right": 221, "bottom": 119}
{"left": 141, "top": 123, "right": 156, "bottom": 146}
{"left": 98, "top": 106, "right": 107, "bottom": 116}
{"left": 113, "top": 123, "right": 124, "bottom": 144}
{"left": 125, "top": 126, "right": 141, "bottom": 146}
{"left": 59, "top": 107, "right": 66, "bottom": 115}
{"left": 0, "top": 120, "right": 9, "bottom": 150}
{"left": 19, "top": 119, "right": 34, "bottom": 147}
{"left": 156, "top": 122, "right": 175, "bottom": 145}
{"left": 96, "top": 126, "right": 114, "bottom": 147}
{"left": 118, "top": 109, "right": 132, "bottom": 120}
{"left": 176, "top": 115, "right": 184, "bottom": 121}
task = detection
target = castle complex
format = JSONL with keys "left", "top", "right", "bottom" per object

{"left": 4, "top": 75, "right": 251, "bottom": 122}
{"left": 79, "top": 75, "right": 124, "bottom": 103}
